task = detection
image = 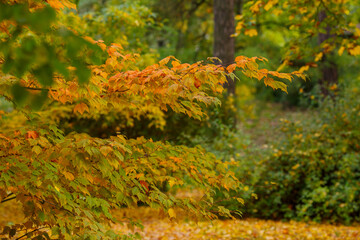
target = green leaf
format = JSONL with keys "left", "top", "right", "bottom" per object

{"left": 32, "top": 145, "right": 42, "bottom": 155}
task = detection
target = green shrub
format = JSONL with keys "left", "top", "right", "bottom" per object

{"left": 245, "top": 90, "right": 360, "bottom": 224}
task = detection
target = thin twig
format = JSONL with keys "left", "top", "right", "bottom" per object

{"left": 24, "top": 87, "right": 57, "bottom": 92}
{"left": 1, "top": 196, "right": 16, "bottom": 203}
{"left": 15, "top": 227, "right": 48, "bottom": 240}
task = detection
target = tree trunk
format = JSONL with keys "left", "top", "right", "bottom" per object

{"left": 213, "top": 0, "right": 235, "bottom": 95}
{"left": 318, "top": 11, "right": 338, "bottom": 98}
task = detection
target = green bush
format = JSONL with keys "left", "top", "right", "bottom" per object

{"left": 245, "top": 89, "right": 360, "bottom": 224}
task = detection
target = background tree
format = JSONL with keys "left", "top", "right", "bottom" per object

{"left": 213, "top": 0, "right": 236, "bottom": 95}
{"left": 0, "top": 0, "right": 300, "bottom": 239}
{"left": 318, "top": 10, "right": 338, "bottom": 97}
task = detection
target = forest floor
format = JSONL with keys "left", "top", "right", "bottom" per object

{"left": 1, "top": 201, "right": 359, "bottom": 239}
{"left": 112, "top": 207, "right": 360, "bottom": 240}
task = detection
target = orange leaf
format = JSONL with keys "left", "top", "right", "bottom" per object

{"left": 226, "top": 64, "right": 237, "bottom": 73}
{"left": 172, "top": 61, "right": 181, "bottom": 68}
{"left": 26, "top": 131, "right": 39, "bottom": 139}
{"left": 74, "top": 103, "right": 89, "bottom": 115}
{"left": 159, "top": 56, "right": 171, "bottom": 66}
{"left": 194, "top": 77, "right": 201, "bottom": 89}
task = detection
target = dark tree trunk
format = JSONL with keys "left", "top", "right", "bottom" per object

{"left": 318, "top": 11, "right": 338, "bottom": 98}
{"left": 213, "top": 0, "right": 235, "bottom": 95}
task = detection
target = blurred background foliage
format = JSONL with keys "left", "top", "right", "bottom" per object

{"left": 1, "top": 0, "right": 360, "bottom": 225}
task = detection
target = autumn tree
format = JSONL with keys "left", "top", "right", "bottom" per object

{"left": 0, "top": 0, "right": 302, "bottom": 239}
{"left": 236, "top": 0, "right": 360, "bottom": 97}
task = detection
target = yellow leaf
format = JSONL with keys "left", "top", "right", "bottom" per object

{"left": 264, "top": 0, "right": 278, "bottom": 11}
{"left": 168, "top": 179, "right": 176, "bottom": 187}
{"left": 264, "top": 78, "right": 288, "bottom": 93}
{"left": 250, "top": 1, "right": 261, "bottom": 13}
{"left": 338, "top": 46, "right": 345, "bottom": 56}
{"left": 315, "top": 52, "right": 323, "bottom": 62}
{"left": 244, "top": 29, "right": 258, "bottom": 37}
{"left": 236, "top": 198, "right": 245, "bottom": 205}
{"left": 168, "top": 208, "right": 176, "bottom": 219}
{"left": 299, "top": 65, "right": 310, "bottom": 73}
{"left": 63, "top": 171, "right": 75, "bottom": 181}
{"left": 349, "top": 45, "right": 360, "bottom": 56}
{"left": 47, "top": 0, "right": 76, "bottom": 10}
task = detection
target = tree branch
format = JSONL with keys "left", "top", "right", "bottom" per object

{"left": 1, "top": 196, "right": 16, "bottom": 204}
{"left": 23, "top": 87, "right": 57, "bottom": 92}
{"left": 15, "top": 227, "right": 48, "bottom": 240}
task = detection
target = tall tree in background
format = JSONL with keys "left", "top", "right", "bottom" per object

{"left": 213, "top": 0, "right": 236, "bottom": 95}
{"left": 318, "top": 10, "right": 338, "bottom": 98}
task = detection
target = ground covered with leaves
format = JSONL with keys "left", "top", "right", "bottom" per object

{"left": 109, "top": 205, "right": 360, "bottom": 240}
{"left": 2, "top": 202, "right": 359, "bottom": 239}
{"left": 114, "top": 214, "right": 360, "bottom": 240}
